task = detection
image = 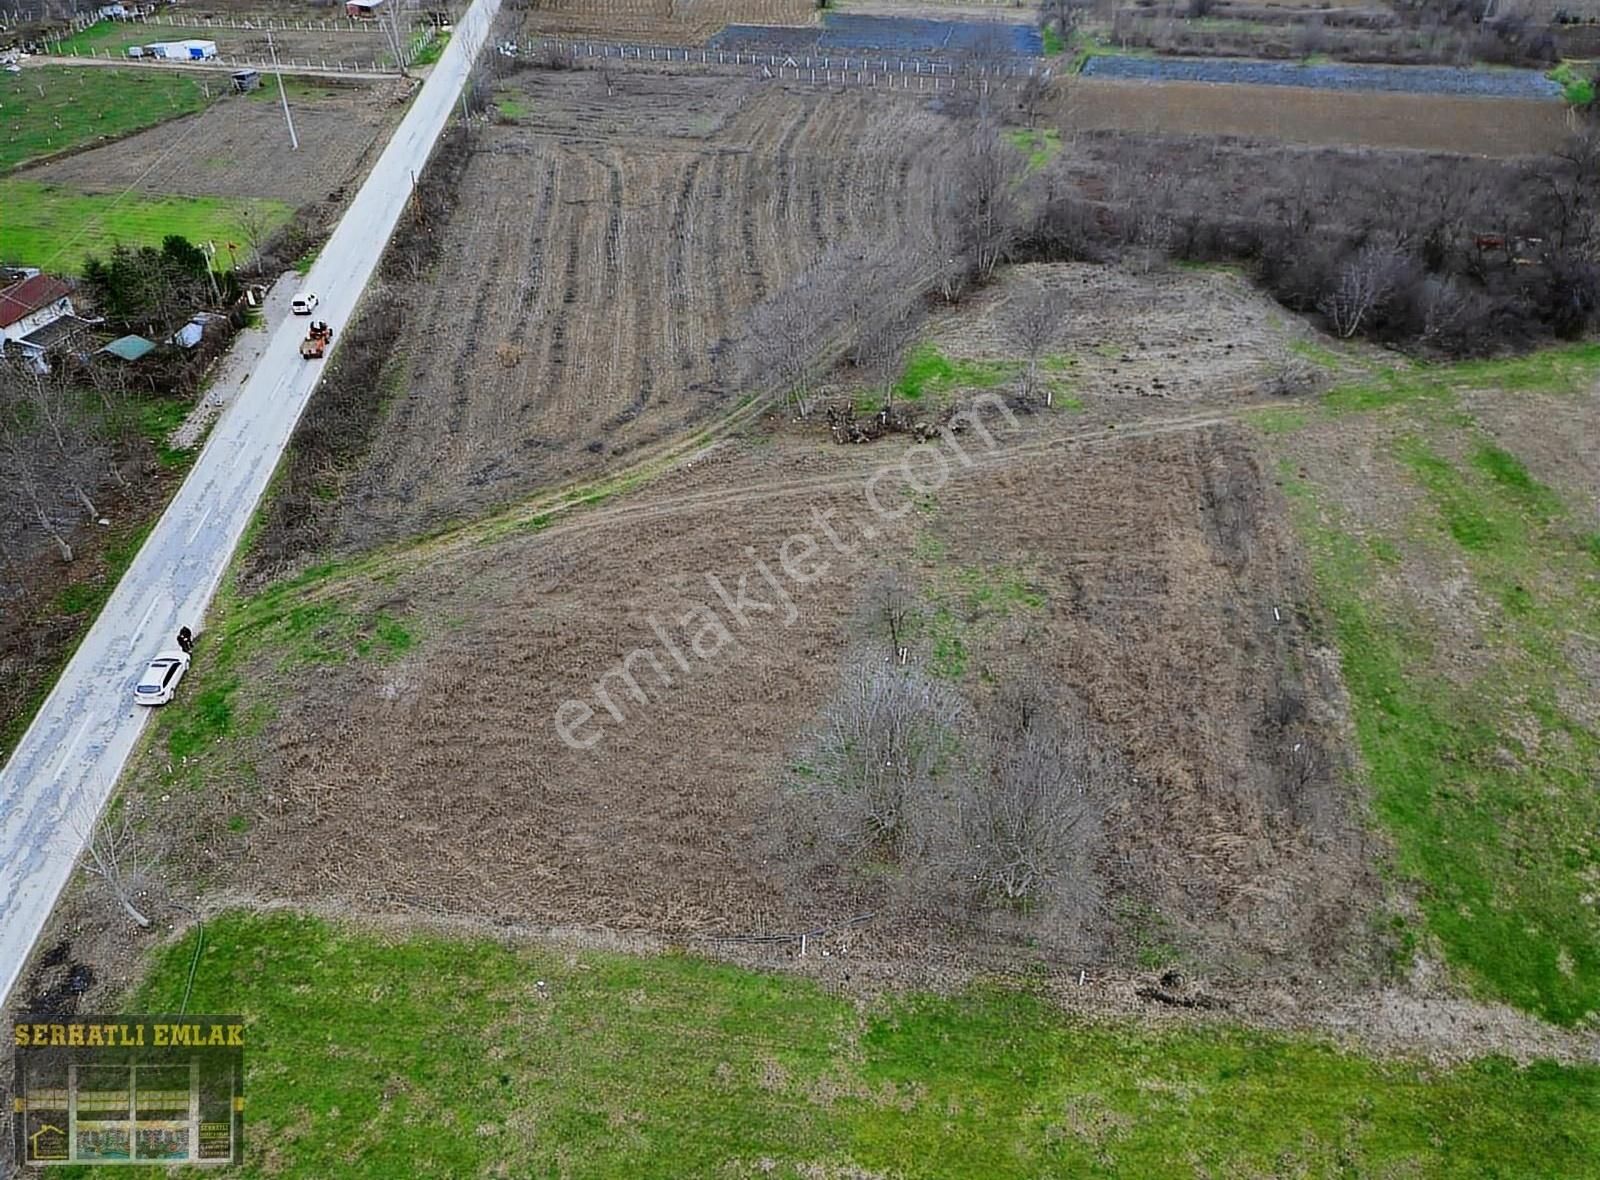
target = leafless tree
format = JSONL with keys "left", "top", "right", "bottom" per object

{"left": 959, "top": 689, "right": 1124, "bottom": 906}
{"left": 740, "top": 270, "right": 832, "bottom": 417}
{"left": 15, "top": 364, "right": 101, "bottom": 519}
{"left": 377, "top": 0, "right": 411, "bottom": 75}
{"left": 76, "top": 802, "right": 155, "bottom": 929}
{"left": 868, "top": 571, "right": 917, "bottom": 660}
{"left": 1040, "top": 0, "right": 1093, "bottom": 51}
{"left": 940, "top": 112, "right": 1030, "bottom": 288}
{"left": 0, "top": 360, "right": 104, "bottom": 561}
{"left": 804, "top": 662, "right": 961, "bottom": 859}
{"left": 1319, "top": 239, "right": 1408, "bottom": 338}
{"left": 1016, "top": 70, "right": 1055, "bottom": 129}
{"left": 0, "top": 412, "right": 74, "bottom": 562}
{"left": 1006, "top": 280, "right": 1060, "bottom": 402}
{"left": 861, "top": 298, "right": 924, "bottom": 409}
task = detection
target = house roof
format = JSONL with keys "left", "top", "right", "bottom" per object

{"left": 18, "top": 314, "right": 93, "bottom": 351}
{"left": 101, "top": 334, "right": 157, "bottom": 361}
{"left": 0, "top": 274, "right": 72, "bottom": 329}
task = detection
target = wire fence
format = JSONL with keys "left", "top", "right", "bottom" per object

{"left": 40, "top": 21, "right": 437, "bottom": 72}
{"left": 520, "top": 36, "right": 1046, "bottom": 82}
{"left": 42, "top": 43, "right": 404, "bottom": 74}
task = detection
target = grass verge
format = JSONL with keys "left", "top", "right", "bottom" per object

{"left": 77, "top": 910, "right": 1600, "bottom": 1179}
{"left": 1276, "top": 342, "right": 1600, "bottom": 1024}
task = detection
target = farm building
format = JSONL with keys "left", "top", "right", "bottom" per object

{"left": 230, "top": 68, "right": 260, "bottom": 92}
{"left": 8, "top": 314, "right": 94, "bottom": 373}
{"left": 132, "top": 39, "right": 219, "bottom": 60}
{"left": 0, "top": 273, "right": 87, "bottom": 373}
{"left": 0, "top": 274, "right": 75, "bottom": 345}
{"left": 346, "top": 0, "right": 386, "bottom": 17}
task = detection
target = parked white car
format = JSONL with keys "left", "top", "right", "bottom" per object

{"left": 133, "top": 650, "right": 190, "bottom": 707}
{"left": 291, "top": 292, "right": 319, "bottom": 315}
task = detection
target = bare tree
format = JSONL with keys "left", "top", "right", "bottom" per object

{"left": 1005, "top": 280, "right": 1060, "bottom": 403}
{"left": 1319, "top": 239, "right": 1408, "bottom": 338}
{"left": 861, "top": 297, "right": 924, "bottom": 410}
{"left": 16, "top": 364, "right": 101, "bottom": 520}
{"left": 868, "top": 571, "right": 917, "bottom": 661}
{"left": 76, "top": 802, "right": 155, "bottom": 929}
{"left": 1040, "top": 0, "right": 1093, "bottom": 52}
{"left": 1016, "top": 70, "right": 1055, "bottom": 129}
{"left": 740, "top": 270, "right": 832, "bottom": 417}
{"left": 959, "top": 691, "right": 1124, "bottom": 906}
{"left": 377, "top": 0, "right": 412, "bottom": 76}
{"left": 940, "top": 112, "right": 1030, "bottom": 288}
{"left": 0, "top": 362, "right": 90, "bottom": 561}
{"left": 803, "top": 662, "right": 961, "bottom": 859}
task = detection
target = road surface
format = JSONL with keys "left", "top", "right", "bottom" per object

{"left": 0, "top": 0, "right": 501, "bottom": 1009}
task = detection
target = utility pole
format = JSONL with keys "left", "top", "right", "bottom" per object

{"left": 268, "top": 30, "right": 299, "bottom": 150}
{"left": 202, "top": 242, "right": 224, "bottom": 306}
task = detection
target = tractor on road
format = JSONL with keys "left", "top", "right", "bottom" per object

{"left": 300, "top": 320, "right": 333, "bottom": 360}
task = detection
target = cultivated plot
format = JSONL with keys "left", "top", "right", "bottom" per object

{"left": 336, "top": 72, "right": 956, "bottom": 549}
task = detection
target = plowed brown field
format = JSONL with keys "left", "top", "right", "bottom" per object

{"left": 518, "top": 0, "right": 816, "bottom": 43}
{"left": 1064, "top": 78, "right": 1569, "bottom": 158}
{"left": 337, "top": 71, "right": 955, "bottom": 549}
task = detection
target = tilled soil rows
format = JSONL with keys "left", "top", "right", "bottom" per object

{"left": 1065, "top": 77, "right": 1571, "bottom": 157}
{"left": 337, "top": 71, "right": 956, "bottom": 550}
{"left": 519, "top": 0, "right": 816, "bottom": 44}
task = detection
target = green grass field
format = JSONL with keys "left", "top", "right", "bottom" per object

{"left": 0, "top": 66, "right": 211, "bottom": 172}
{"left": 52, "top": 910, "right": 1595, "bottom": 1179}
{"left": 51, "top": 20, "right": 231, "bottom": 57}
{"left": 1275, "top": 342, "right": 1600, "bottom": 1025}
{"left": 0, "top": 177, "right": 289, "bottom": 273}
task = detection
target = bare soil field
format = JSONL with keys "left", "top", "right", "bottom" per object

{"left": 22, "top": 75, "right": 410, "bottom": 203}
{"left": 1062, "top": 77, "right": 1570, "bottom": 157}
{"left": 518, "top": 0, "right": 816, "bottom": 44}
{"left": 930, "top": 260, "right": 1316, "bottom": 402}
{"left": 116, "top": 261, "right": 1386, "bottom": 993}
{"left": 334, "top": 71, "right": 955, "bottom": 550}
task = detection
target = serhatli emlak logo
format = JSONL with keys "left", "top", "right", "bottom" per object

{"left": 12, "top": 1015, "right": 244, "bottom": 1167}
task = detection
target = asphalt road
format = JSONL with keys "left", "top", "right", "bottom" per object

{"left": 0, "top": 0, "right": 500, "bottom": 1010}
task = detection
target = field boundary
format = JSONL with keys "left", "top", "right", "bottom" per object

{"left": 28, "top": 50, "right": 405, "bottom": 78}
{"left": 524, "top": 35, "right": 1047, "bottom": 77}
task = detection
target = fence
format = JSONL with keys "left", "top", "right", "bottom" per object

{"left": 46, "top": 43, "right": 403, "bottom": 75}
{"left": 43, "top": 19, "right": 437, "bottom": 71}
{"left": 522, "top": 37, "right": 1044, "bottom": 80}
{"left": 139, "top": 11, "right": 399, "bottom": 35}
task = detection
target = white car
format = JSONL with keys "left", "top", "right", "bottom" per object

{"left": 133, "top": 650, "right": 190, "bottom": 707}
{"left": 291, "top": 292, "right": 319, "bottom": 315}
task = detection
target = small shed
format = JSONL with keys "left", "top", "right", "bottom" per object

{"left": 101, "top": 334, "right": 156, "bottom": 362}
{"left": 346, "top": 0, "right": 385, "bottom": 17}
{"left": 230, "top": 68, "right": 260, "bottom": 92}
{"left": 141, "top": 38, "right": 217, "bottom": 60}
